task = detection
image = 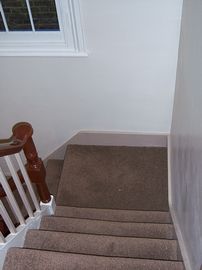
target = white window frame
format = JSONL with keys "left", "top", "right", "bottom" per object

{"left": 0, "top": 0, "right": 87, "bottom": 56}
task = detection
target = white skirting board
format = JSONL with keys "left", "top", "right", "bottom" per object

{"left": 169, "top": 207, "right": 192, "bottom": 270}
{"left": 0, "top": 196, "right": 56, "bottom": 270}
{"left": 167, "top": 136, "right": 192, "bottom": 270}
{"left": 46, "top": 131, "right": 168, "bottom": 161}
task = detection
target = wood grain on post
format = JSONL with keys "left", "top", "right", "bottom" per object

{"left": 0, "top": 122, "right": 51, "bottom": 236}
{"left": 0, "top": 122, "right": 51, "bottom": 202}
{"left": 12, "top": 122, "right": 51, "bottom": 203}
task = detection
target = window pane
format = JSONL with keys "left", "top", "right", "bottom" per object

{"left": 29, "top": 0, "right": 59, "bottom": 31}
{"left": 0, "top": 13, "right": 6, "bottom": 31}
{"left": 1, "top": 0, "right": 32, "bottom": 31}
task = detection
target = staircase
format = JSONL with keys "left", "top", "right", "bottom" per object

{"left": 2, "top": 145, "right": 185, "bottom": 270}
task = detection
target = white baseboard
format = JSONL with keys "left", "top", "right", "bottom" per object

{"left": 46, "top": 131, "right": 168, "bottom": 161}
{"left": 167, "top": 136, "right": 192, "bottom": 270}
{"left": 169, "top": 206, "right": 192, "bottom": 270}
{"left": 0, "top": 196, "right": 55, "bottom": 270}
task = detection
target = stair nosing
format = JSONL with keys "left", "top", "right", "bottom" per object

{"left": 10, "top": 247, "right": 184, "bottom": 263}
{"left": 27, "top": 229, "right": 178, "bottom": 242}
{"left": 52, "top": 214, "right": 172, "bottom": 224}
{"left": 22, "top": 247, "right": 181, "bottom": 262}
{"left": 41, "top": 216, "right": 175, "bottom": 227}
{"left": 38, "top": 228, "right": 175, "bottom": 241}
{"left": 56, "top": 205, "right": 170, "bottom": 213}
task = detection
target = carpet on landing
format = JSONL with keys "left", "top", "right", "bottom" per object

{"left": 56, "top": 145, "right": 168, "bottom": 211}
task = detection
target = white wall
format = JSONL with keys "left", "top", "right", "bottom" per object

{"left": 0, "top": 0, "right": 182, "bottom": 159}
{"left": 170, "top": 0, "right": 202, "bottom": 269}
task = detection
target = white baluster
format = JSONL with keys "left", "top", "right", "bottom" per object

{"left": 0, "top": 167, "right": 25, "bottom": 225}
{"left": 4, "top": 156, "right": 34, "bottom": 218}
{"left": 15, "top": 153, "right": 40, "bottom": 211}
{"left": 0, "top": 232, "right": 5, "bottom": 244}
{"left": 0, "top": 200, "right": 16, "bottom": 234}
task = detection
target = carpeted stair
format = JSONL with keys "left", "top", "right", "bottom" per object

{"left": 2, "top": 145, "right": 185, "bottom": 269}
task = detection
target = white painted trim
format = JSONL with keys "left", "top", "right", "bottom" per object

{"left": 0, "top": 167, "right": 25, "bottom": 225}
{"left": 0, "top": 0, "right": 87, "bottom": 57}
{"left": 0, "top": 196, "right": 55, "bottom": 270}
{"left": 0, "top": 201, "right": 16, "bottom": 235}
{"left": 168, "top": 135, "right": 173, "bottom": 210}
{"left": 167, "top": 135, "right": 192, "bottom": 270}
{"left": 15, "top": 153, "right": 40, "bottom": 212}
{"left": 69, "top": 131, "right": 168, "bottom": 146}
{"left": 45, "top": 131, "right": 168, "bottom": 161}
{"left": 25, "top": 0, "right": 35, "bottom": 31}
{"left": 5, "top": 156, "right": 34, "bottom": 219}
{"left": 0, "top": 51, "right": 88, "bottom": 57}
{"left": 0, "top": 2, "right": 8, "bottom": 32}
{"left": 0, "top": 233, "right": 5, "bottom": 244}
{"left": 169, "top": 207, "right": 192, "bottom": 270}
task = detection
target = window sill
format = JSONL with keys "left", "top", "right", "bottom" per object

{"left": 0, "top": 0, "right": 87, "bottom": 58}
{"left": 0, "top": 50, "right": 88, "bottom": 57}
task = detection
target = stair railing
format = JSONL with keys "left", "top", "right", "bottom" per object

{"left": 0, "top": 122, "right": 51, "bottom": 244}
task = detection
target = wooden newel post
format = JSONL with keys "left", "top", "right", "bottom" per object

{"left": 12, "top": 122, "right": 51, "bottom": 203}
{"left": 23, "top": 137, "right": 51, "bottom": 203}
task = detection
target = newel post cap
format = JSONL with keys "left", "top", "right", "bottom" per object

{"left": 12, "top": 122, "right": 33, "bottom": 141}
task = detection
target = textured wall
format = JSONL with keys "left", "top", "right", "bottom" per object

{"left": 170, "top": 0, "right": 202, "bottom": 269}
{"left": 0, "top": 0, "right": 182, "bottom": 159}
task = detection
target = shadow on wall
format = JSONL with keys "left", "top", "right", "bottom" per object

{"left": 169, "top": 0, "right": 202, "bottom": 269}
{"left": 46, "top": 131, "right": 167, "bottom": 161}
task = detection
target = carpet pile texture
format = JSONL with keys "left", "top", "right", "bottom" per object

{"left": 57, "top": 145, "right": 168, "bottom": 210}
{"left": 3, "top": 145, "right": 184, "bottom": 270}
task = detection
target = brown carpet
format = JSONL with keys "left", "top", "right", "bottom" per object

{"left": 3, "top": 248, "right": 185, "bottom": 270}
{"left": 3, "top": 147, "right": 185, "bottom": 270}
{"left": 24, "top": 229, "right": 180, "bottom": 260}
{"left": 56, "top": 145, "right": 168, "bottom": 211}
{"left": 3, "top": 206, "right": 184, "bottom": 270}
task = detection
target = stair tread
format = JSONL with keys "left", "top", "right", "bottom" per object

{"left": 55, "top": 206, "right": 172, "bottom": 223}
{"left": 56, "top": 145, "right": 168, "bottom": 210}
{"left": 24, "top": 229, "right": 180, "bottom": 261}
{"left": 3, "top": 248, "right": 185, "bottom": 270}
{"left": 2, "top": 146, "right": 184, "bottom": 269}
{"left": 40, "top": 215, "right": 175, "bottom": 239}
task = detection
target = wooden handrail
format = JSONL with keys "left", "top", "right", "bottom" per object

{"left": 0, "top": 138, "right": 24, "bottom": 157}
{"left": 0, "top": 122, "right": 51, "bottom": 203}
{"left": 0, "top": 122, "right": 33, "bottom": 157}
{"left": 0, "top": 122, "right": 51, "bottom": 237}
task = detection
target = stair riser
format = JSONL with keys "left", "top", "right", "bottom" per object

{"left": 41, "top": 217, "right": 175, "bottom": 239}
{"left": 24, "top": 230, "right": 179, "bottom": 261}
{"left": 3, "top": 248, "right": 185, "bottom": 270}
{"left": 55, "top": 206, "right": 172, "bottom": 223}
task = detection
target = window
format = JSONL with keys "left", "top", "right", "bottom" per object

{"left": 0, "top": 0, "right": 86, "bottom": 56}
